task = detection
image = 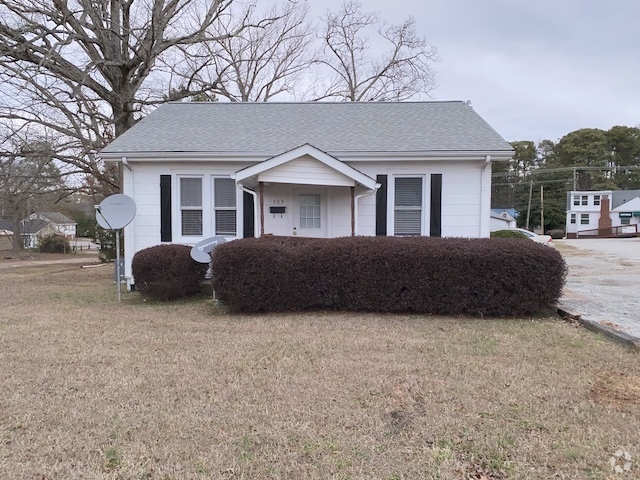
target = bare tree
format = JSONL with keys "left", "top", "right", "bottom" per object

{"left": 311, "top": 0, "right": 439, "bottom": 102}
{"left": 206, "top": 1, "right": 316, "bottom": 102}
{"left": 0, "top": 0, "right": 275, "bottom": 193}
{"left": 0, "top": 131, "right": 63, "bottom": 255}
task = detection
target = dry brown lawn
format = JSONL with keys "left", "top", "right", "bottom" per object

{"left": 1, "top": 255, "right": 639, "bottom": 479}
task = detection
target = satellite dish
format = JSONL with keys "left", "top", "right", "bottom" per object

{"left": 96, "top": 194, "right": 137, "bottom": 230}
{"left": 190, "top": 236, "right": 228, "bottom": 263}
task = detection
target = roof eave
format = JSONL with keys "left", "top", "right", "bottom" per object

{"left": 100, "top": 149, "right": 514, "bottom": 162}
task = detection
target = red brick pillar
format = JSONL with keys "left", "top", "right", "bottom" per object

{"left": 598, "top": 196, "right": 611, "bottom": 235}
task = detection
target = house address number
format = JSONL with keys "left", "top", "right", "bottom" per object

{"left": 272, "top": 199, "right": 285, "bottom": 205}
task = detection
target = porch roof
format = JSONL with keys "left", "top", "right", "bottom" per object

{"left": 233, "top": 144, "right": 380, "bottom": 190}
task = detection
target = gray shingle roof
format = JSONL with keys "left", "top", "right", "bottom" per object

{"left": 612, "top": 189, "right": 640, "bottom": 209}
{"left": 0, "top": 218, "right": 14, "bottom": 231}
{"left": 21, "top": 218, "right": 50, "bottom": 235}
{"left": 101, "top": 101, "right": 513, "bottom": 156}
{"left": 36, "top": 212, "right": 76, "bottom": 224}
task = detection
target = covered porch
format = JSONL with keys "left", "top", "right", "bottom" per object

{"left": 234, "top": 144, "right": 380, "bottom": 238}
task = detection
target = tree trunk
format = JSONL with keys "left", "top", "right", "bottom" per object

{"left": 11, "top": 212, "right": 23, "bottom": 255}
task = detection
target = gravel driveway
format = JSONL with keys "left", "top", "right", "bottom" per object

{"left": 555, "top": 238, "right": 640, "bottom": 340}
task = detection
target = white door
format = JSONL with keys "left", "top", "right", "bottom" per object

{"left": 293, "top": 189, "right": 327, "bottom": 237}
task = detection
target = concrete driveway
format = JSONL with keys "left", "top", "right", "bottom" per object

{"left": 555, "top": 238, "right": 640, "bottom": 341}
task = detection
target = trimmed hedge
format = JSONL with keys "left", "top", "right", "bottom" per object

{"left": 132, "top": 244, "right": 209, "bottom": 301}
{"left": 490, "top": 230, "right": 528, "bottom": 239}
{"left": 211, "top": 236, "right": 567, "bottom": 316}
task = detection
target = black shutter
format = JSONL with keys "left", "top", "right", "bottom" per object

{"left": 375, "top": 174, "right": 387, "bottom": 236}
{"left": 430, "top": 174, "right": 442, "bottom": 237}
{"left": 243, "top": 191, "right": 255, "bottom": 238}
{"left": 160, "top": 175, "right": 172, "bottom": 242}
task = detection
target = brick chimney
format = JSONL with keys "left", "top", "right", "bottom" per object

{"left": 598, "top": 195, "right": 611, "bottom": 233}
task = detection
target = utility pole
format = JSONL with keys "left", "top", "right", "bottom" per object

{"left": 540, "top": 185, "right": 544, "bottom": 233}
{"left": 526, "top": 180, "right": 533, "bottom": 230}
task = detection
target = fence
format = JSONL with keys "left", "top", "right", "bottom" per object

{"left": 576, "top": 225, "right": 638, "bottom": 238}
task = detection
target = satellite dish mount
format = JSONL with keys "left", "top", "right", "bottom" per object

{"left": 95, "top": 194, "right": 137, "bottom": 302}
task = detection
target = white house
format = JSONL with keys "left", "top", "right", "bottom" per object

{"left": 100, "top": 101, "right": 514, "bottom": 288}
{"left": 565, "top": 189, "right": 640, "bottom": 238}
{"left": 490, "top": 209, "right": 517, "bottom": 231}
{"left": 21, "top": 212, "right": 77, "bottom": 248}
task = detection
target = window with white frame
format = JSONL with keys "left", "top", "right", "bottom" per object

{"left": 593, "top": 195, "right": 600, "bottom": 206}
{"left": 180, "top": 177, "right": 203, "bottom": 236}
{"left": 580, "top": 213, "right": 589, "bottom": 225}
{"left": 573, "top": 196, "right": 580, "bottom": 206}
{"left": 581, "top": 195, "right": 588, "bottom": 206}
{"left": 214, "top": 177, "right": 237, "bottom": 235}
{"left": 394, "top": 177, "right": 423, "bottom": 236}
{"left": 570, "top": 213, "right": 576, "bottom": 224}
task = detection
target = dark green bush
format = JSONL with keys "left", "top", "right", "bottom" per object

{"left": 132, "top": 244, "right": 209, "bottom": 301}
{"left": 211, "top": 236, "right": 567, "bottom": 316}
{"left": 546, "top": 229, "right": 565, "bottom": 239}
{"left": 38, "top": 233, "right": 70, "bottom": 253}
{"left": 490, "top": 230, "right": 528, "bottom": 239}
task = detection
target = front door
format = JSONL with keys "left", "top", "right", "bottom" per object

{"left": 293, "top": 189, "right": 327, "bottom": 237}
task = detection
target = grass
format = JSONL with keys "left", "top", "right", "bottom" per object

{"left": 1, "top": 255, "right": 639, "bottom": 479}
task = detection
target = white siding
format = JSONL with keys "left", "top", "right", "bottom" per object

{"left": 353, "top": 160, "right": 487, "bottom": 238}
{"left": 121, "top": 161, "right": 252, "bottom": 282}
{"left": 258, "top": 155, "right": 355, "bottom": 186}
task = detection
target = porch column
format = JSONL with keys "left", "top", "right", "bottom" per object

{"left": 259, "top": 181, "right": 265, "bottom": 236}
{"left": 351, "top": 186, "right": 355, "bottom": 236}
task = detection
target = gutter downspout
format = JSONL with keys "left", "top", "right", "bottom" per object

{"left": 354, "top": 183, "right": 380, "bottom": 236}
{"left": 233, "top": 177, "right": 259, "bottom": 238}
{"left": 122, "top": 156, "right": 134, "bottom": 290}
{"left": 480, "top": 155, "right": 491, "bottom": 237}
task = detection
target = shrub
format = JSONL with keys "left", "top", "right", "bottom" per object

{"left": 38, "top": 233, "right": 70, "bottom": 253}
{"left": 132, "top": 244, "right": 209, "bottom": 301}
{"left": 211, "top": 236, "right": 567, "bottom": 316}
{"left": 490, "top": 229, "right": 528, "bottom": 239}
{"left": 96, "top": 227, "right": 117, "bottom": 262}
{"left": 547, "top": 229, "right": 565, "bottom": 239}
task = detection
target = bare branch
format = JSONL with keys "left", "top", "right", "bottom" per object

{"left": 311, "top": 0, "right": 439, "bottom": 102}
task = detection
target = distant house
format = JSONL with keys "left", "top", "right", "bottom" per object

{"left": 565, "top": 189, "right": 640, "bottom": 238}
{"left": 490, "top": 209, "right": 517, "bottom": 231}
{"left": 100, "top": 101, "right": 514, "bottom": 288}
{"left": 0, "top": 218, "right": 13, "bottom": 250}
{"left": 21, "top": 212, "right": 77, "bottom": 248}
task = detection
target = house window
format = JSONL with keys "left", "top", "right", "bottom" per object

{"left": 581, "top": 195, "right": 588, "bottom": 206}
{"left": 570, "top": 213, "right": 576, "bottom": 224}
{"left": 580, "top": 213, "right": 589, "bottom": 225}
{"left": 180, "top": 177, "right": 203, "bottom": 236}
{"left": 573, "top": 196, "right": 580, "bottom": 206}
{"left": 214, "top": 178, "right": 237, "bottom": 235}
{"left": 593, "top": 195, "right": 600, "bottom": 206}
{"left": 394, "top": 177, "right": 423, "bottom": 236}
{"left": 299, "top": 194, "right": 321, "bottom": 229}
{"left": 621, "top": 217, "right": 631, "bottom": 225}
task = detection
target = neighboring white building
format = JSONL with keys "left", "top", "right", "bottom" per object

{"left": 100, "top": 101, "right": 514, "bottom": 288}
{"left": 490, "top": 209, "right": 517, "bottom": 231}
{"left": 21, "top": 212, "right": 77, "bottom": 248}
{"left": 565, "top": 189, "right": 640, "bottom": 238}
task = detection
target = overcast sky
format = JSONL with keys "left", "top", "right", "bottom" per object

{"left": 313, "top": 0, "right": 640, "bottom": 144}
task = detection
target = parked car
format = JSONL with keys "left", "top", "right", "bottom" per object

{"left": 511, "top": 228, "right": 554, "bottom": 246}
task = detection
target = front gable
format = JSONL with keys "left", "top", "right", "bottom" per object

{"left": 234, "top": 144, "right": 379, "bottom": 190}
{"left": 612, "top": 196, "right": 640, "bottom": 213}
